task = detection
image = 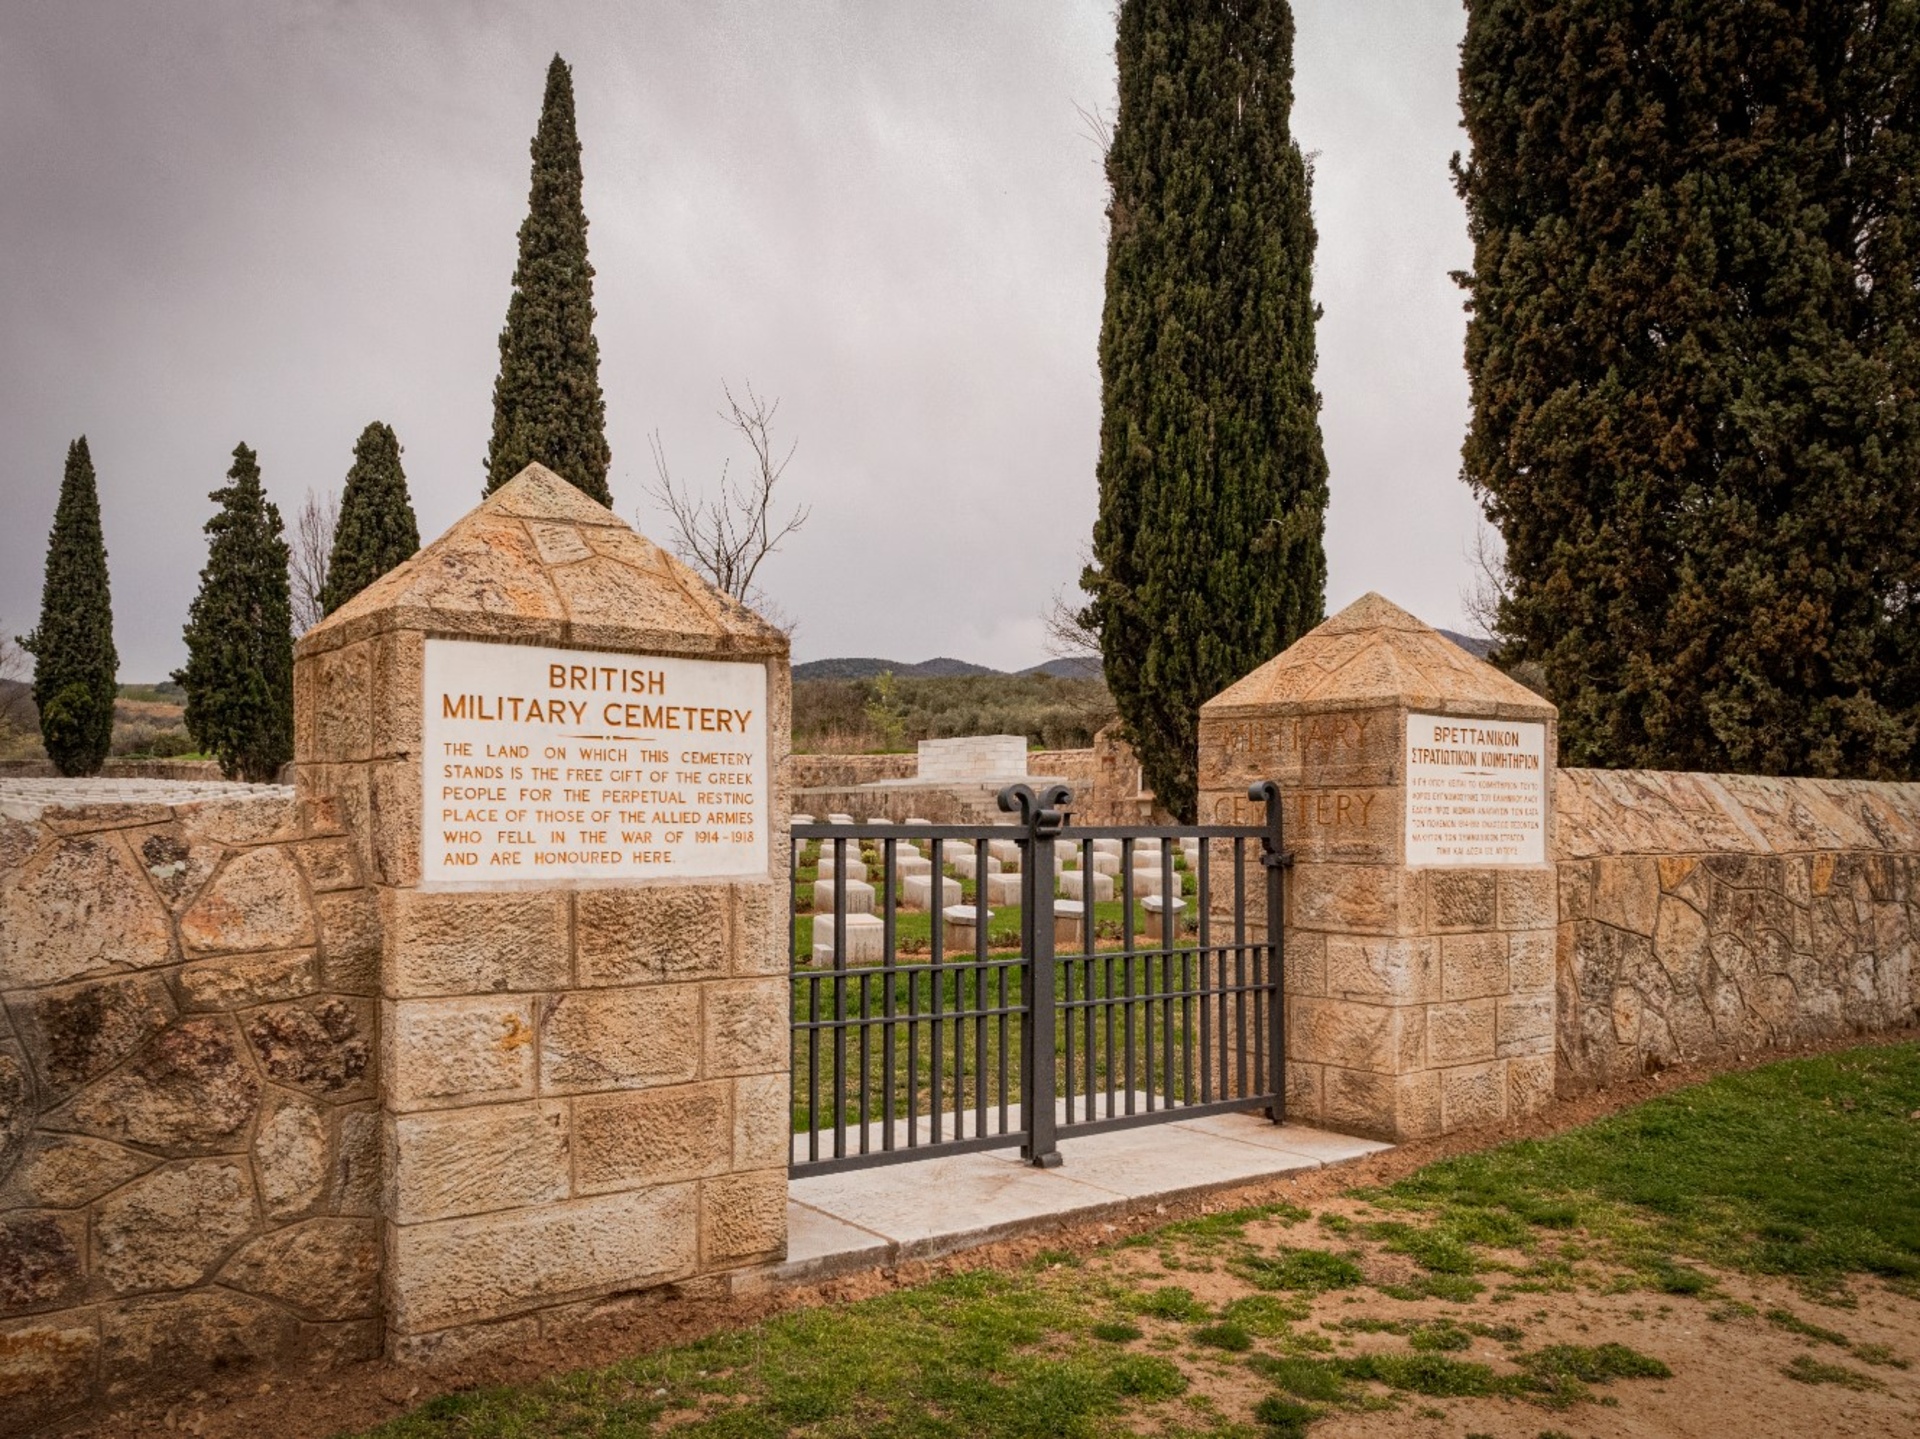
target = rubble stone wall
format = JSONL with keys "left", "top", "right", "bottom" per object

{"left": 0, "top": 787, "right": 382, "bottom": 1435}
{"left": 1555, "top": 769, "right": 1920, "bottom": 1092}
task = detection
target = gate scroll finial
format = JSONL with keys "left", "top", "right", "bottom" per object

{"left": 998, "top": 782, "right": 1073, "bottom": 840}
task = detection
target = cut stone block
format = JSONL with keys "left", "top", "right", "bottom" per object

{"left": 1091, "top": 853, "right": 1122, "bottom": 877}
{"left": 985, "top": 873, "right": 1022, "bottom": 906}
{"left": 811, "top": 878, "right": 875, "bottom": 915}
{"left": 1054, "top": 899, "right": 1087, "bottom": 949}
{"left": 904, "top": 817, "right": 931, "bottom": 825}
{"left": 893, "top": 855, "right": 933, "bottom": 890}
{"left": 813, "top": 913, "right": 885, "bottom": 964}
{"left": 948, "top": 852, "right": 1002, "bottom": 880}
{"left": 942, "top": 904, "right": 991, "bottom": 953}
{"left": 1060, "top": 870, "right": 1114, "bottom": 902}
{"left": 816, "top": 854, "right": 867, "bottom": 882}
{"left": 790, "top": 814, "right": 815, "bottom": 826}
{"left": 986, "top": 840, "right": 1020, "bottom": 866}
{"left": 1126, "top": 869, "right": 1167, "bottom": 899}
{"left": 826, "top": 813, "right": 856, "bottom": 825}
{"left": 1091, "top": 839, "right": 1123, "bottom": 857}
{"left": 902, "top": 874, "right": 962, "bottom": 911}
{"left": 1143, "top": 894, "right": 1187, "bottom": 942}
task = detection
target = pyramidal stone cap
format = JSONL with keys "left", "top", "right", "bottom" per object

{"left": 1203, "top": 592, "right": 1554, "bottom": 718}
{"left": 295, "top": 463, "right": 787, "bottom": 660}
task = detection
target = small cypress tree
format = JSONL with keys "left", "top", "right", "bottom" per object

{"left": 1458, "top": 2, "right": 1920, "bottom": 776}
{"left": 321, "top": 421, "right": 420, "bottom": 615}
{"left": 483, "top": 54, "right": 612, "bottom": 506}
{"left": 175, "top": 444, "right": 294, "bottom": 782}
{"left": 1082, "top": 0, "right": 1329, "bottom": 821}
{"left": 22, "top": 436, "right": 118, "bottom": 776}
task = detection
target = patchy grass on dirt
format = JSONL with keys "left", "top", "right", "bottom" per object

{"left": 352, "top": 1045, "right": 1920, "bottom": 1437}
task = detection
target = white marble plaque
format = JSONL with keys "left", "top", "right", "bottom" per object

{"left": 421, "top": 638, "right": 769, "bottom": 888}
{"left": 1404, "top": 712, "right": 1547, "bottom": 866}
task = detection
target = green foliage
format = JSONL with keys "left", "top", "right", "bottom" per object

{"left": 484, "top": 54, "right": 611, "bottom": 505}
{"left": 1191, "top": 1321, "right": 1253, "bottom": 1352}
{"left": 1090, "top": 1320, "right": 1142, "bottom": 1343}
{"left": 321, "top": 421, "right": 419, "bottom": 615}
{"left": 22, "top": 437, "right": 117, "bottom": 775}
{"left": 1084, "top": 0, "right": 1328, "bottom": 821}
{"left": 1250, "top": 1393, "right": 1320, "bottom": 1436}
{"left": 793, "top": 673, "right": 1115, "bottom": 752}
{"left": 1230, "top": 1246, "right": 1363, "bottom": 1293}
{"left": 1781, "top": 1354, "right": 1883, "bottom": 1390}
{"left": 1134, "top": 1284, "right": 1210, "bottom": 1322}
{"left": 174, "top": 444, "right": 294, "bottom": 782}
{"left": 1457, "top": 3, "right": 1920, "bottom": 776}
{"left": 1385, "top": 1044, "right": 1920, "bottom": 1290}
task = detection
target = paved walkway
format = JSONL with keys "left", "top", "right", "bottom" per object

{"left": 772, "top": 1111, "right": 1390, "bottom": 1286}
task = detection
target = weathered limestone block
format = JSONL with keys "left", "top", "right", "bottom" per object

{"left": 1325, "top": 937, "right": 1439, "bottom": 1004}
{"left": 331, "top": 1106, "right": 381, "bottom": 1217}
{"left": 386, "top": 1186, "right": 698, "bottom": 1333}
{"left": 98, "top": 1289, "right": 294, "bottom": 1396}
{"left": 1427, "top": 872, "right": 1496, "bottom": 932}
{"left": 219, "top": 1217, "right": 380, "bottom": 1321}
{"left": 1507, "top": 1052, "right": 1555, "bottom": 1114}
{"left": 702, "top": 980, "right": 788, "bottom": 1078}
{"left": 383, "top": 889, "right": 570, "bottom": 996}
{"left": 129, "top": 824, "right": 221, "bottom": 910}
{"left": 0, "top": 832, "right": 173, "bottom": 986}
{"left": 179, "top": 845, "right": 315, "bottom": 954}
{"left": 0, "top": 1134, "right": 153, "bottom": 1210}
{"left": 1290, "top": 996, "right": 1420, "bottom": 1074}
{"left": 179, "top": 795, "right": 301, "bottom": 847}
{"left": 733, "top": 1073, "right": 791, "bottom": 1172}
{"left": 1592, "top": 856, "right": 1660, "bottom": 937}
{"left": 901, "top": 873, "right": 960, "bottom": 911}
{"left": 0, "top": 1315, "right": 97, "bottom": 1431}
{"left": 985, "top": 873, "right": 1022, "bottom": 906}
{"left": 1496, "top": 994, "right": 1555, "bottom": 1057}
{"left": 316, "top": 888, "right": 381, "bottom": 994}
{"left": 1509, "top": 930, "right": 1555, "bottom": 991}
{"left": 1497, "top": 869, "right": 1557, "bottom": 930}
{"left": 253, "top": 1090, "right": 329, "bottom": 1220}
{"left": 94, "top": 1160, "right": 256, "bottom": 1293}
{"left": 700, "top": 1168, "right": 786, "bottom": 1268}
{"left": 0, "top": 1210, "right": 87, "bottom": 1313}
{"left": 540, "top": 986, "right": 700, "bottom": 1094}
{"left": 575, "top": 887, "right": 731, "bottom": 985}
{"left": 178, "top": 949, "right": 320, "bottom": 1010}
{"left": 811, "top": 877, "right": 875, "bottom": 914}
{"left": 244, "top": 997, "right": 373, "bottom": 1098}
{"left": 388, "top": 1101, "right": 569, "bottom": 1223}
{"left": 1290, "top": 864, "right": 1424, "bottom": 936}
{"left": 815, "top": 854, "right": 867, "bottom": 882}
{"left": 295, "top": 837, "right": 360, "bottom": 892}
{"left": 10, "top": 973, "right": 174, "bottom": 1098}
{"left": 574, "top": 1082, "right": 731, "bottom": 1192}
{"left": 52, "top": 1016, "right": 259, "bottom": 1152}
{"left": 1426, "top": 1000, "right": 1497, "bottom": 1065}
{"left": 1440, "top": 933, "right": 1509, "bottom": 1001}
{"left": 1059, "top": 870, "right": 1114, "bottom": 903}
{"left": 385, "top": 997, "right": 537, "bottom": 1111}
{"left": 1439, "top": 1061, "right": 1507, "bottom": 1130}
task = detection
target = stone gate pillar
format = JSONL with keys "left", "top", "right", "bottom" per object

{"left": 1198, "top": 594, "right": 1557, "bottom": 1140}
{"left": 293, "top": 464, "right": 791, "bottom": 1357}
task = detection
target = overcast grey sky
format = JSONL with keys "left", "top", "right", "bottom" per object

{"left": 0, "top": 0, "right": 1479, "bottom": 680}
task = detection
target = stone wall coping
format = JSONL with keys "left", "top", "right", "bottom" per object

{"left": 1557, "top": 767, "right": 1920, "bottom": 859}
{"left": 0, "top": 779, "right": 294, "bottom": 822}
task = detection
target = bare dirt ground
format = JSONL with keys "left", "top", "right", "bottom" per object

{"left": 67, "top": 1025, "right": 1920, "bottom": 1439}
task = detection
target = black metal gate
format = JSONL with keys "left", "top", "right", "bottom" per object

{"left": 789, "top": 781, "right": 1288, "bottom": 1175}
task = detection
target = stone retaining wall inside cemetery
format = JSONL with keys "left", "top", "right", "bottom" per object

{"left": 0, "top": 784, "right": 382, "bottom": 1435}
{"left": 1553, "top": 769, "right": 1920, "bottom": 1093}
{"left": 786, "top": 753, "right": 917, "bottom": 788}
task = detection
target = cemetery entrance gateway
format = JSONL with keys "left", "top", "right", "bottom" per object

{"left": 789, "top": 782, "right": 1289, "bottom": 1175}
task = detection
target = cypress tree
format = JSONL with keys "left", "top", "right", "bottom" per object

{"left": 1458, "top": 2, "right": 1920, "bottom": 777}
{"left": 22, "top": 436, "right": 118, "bottom": 776}
{"left": 1081, "top": 0, "right": 1329, "bottom": 822}
{"left": 174, "top": 444, "right": 294, "bottom": 782}
{"left": 321, "top": 421, "right": 420, "bottom": 615}
{"left": 483, "top": 54, "right": 612, "bottom": 506}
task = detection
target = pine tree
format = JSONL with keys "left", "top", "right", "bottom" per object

{"left": 321, "top": 421, "right": 420, "bottom": 615}
{"left": 22, "top": 436, "right": 118, "bottom": 776}
{"left": 1459, "top": 2, "right": 1920, "bottom": 777}
{"left": 174, "top": 444, "right": 294, "bottom": 782}
{"left": 1081, "top": 0, "right": 1329, "bottom": 822}
{"left": 484, "top": 54, "right": 612, "bottom": 506}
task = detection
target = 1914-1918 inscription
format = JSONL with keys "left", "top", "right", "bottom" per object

{"left": 421, "top": 637, "right": 769, "bottom": 887}
{"left": 1404, "top": 712, "right": 1546, "bottom": 866}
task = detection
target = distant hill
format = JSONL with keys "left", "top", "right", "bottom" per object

{"left": 793, "top": 656, "right": 1002, "bottom": 681}
{"left": 1019, "top": 657, "right": 1103, "bottom": 680}
{"left": 1436, "top": 629, "right": 1494, "bottom": 660}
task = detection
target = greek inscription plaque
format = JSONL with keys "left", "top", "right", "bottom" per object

{"left": 1404, "top": 712, "right": 1546, "bottom": 866}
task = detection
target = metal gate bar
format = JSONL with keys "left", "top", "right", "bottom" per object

{"left": 790, "top": 780, "right": 1287, "bottom": 1176}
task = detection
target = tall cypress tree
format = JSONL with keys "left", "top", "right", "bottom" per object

{"left": 1082, "top": 0, "right": 1329, "bottom": 822}
{"left": 174, "top": 444, "right": 294, "bottom": 783}
{"left": 321, "top": 421, "right": 419, "bottom": 615}
{"left": 1459, "top": 2, "right": 1920, "bottom": 777}
{"left": 483, "top": 54, "right": 612, "bottom": 506}
{"left": 22, "top": 436, "right": 118, "bottom": 776}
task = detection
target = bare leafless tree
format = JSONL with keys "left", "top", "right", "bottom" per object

{"left": 1462, "top": 518, "right": 1510, "bottom": 643}
{"left": 1042, "top": 544, "right": 1103, "bottom": 661}
{"left": 645, "top": 381, "right": 808, "bottom": 628}
{"left": 290, "top": 487, "right": 339, "bottom": 635}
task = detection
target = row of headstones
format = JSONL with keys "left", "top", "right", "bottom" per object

{"left": 792, "top": 815, "right": 1200, "bottom": 964}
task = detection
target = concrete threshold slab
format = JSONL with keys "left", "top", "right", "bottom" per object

{"left": 754, "top": 1109, "right": 1390, "bottom": 1291}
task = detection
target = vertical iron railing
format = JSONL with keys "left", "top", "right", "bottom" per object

{"left": 789, "top": 781, "right": 1286, "bottom": 1176}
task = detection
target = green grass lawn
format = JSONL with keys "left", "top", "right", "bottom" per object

{"left": 348, "top": 1042, "right": 1920, "bottom": 1438}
